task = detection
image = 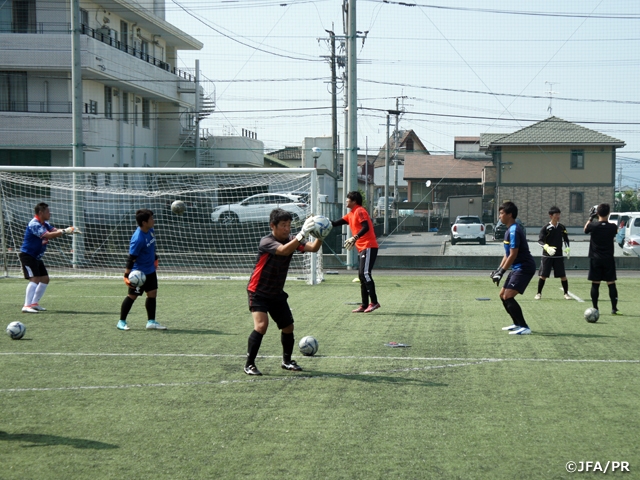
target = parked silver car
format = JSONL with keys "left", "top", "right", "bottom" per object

{"left": 211, "top": 193, "right": 307, "bottom": 224}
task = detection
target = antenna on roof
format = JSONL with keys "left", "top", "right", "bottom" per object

{"left": 545, "top": 81, "right": 559, "bottom": 116}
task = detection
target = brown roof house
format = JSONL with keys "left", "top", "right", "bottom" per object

{"left": 480, "top": 116, "right": 625, "bottom": 227}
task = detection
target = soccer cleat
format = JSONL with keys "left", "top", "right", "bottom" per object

{"left": 564, "top": 293, "right": 572, "bottom": 300}
{"left": 352, "top": 305, "right": 366, "bottom": 313}
{"left": 364, "top": 302, "right": 381, "bottom": 313}
{"left": 117, "top": 320, "right": 130, "bottom": 331}
{"left": 30, "top": 304, "right": 46, "bottom": 311}
{"left": 244, "top": 364, "right": 262, "bottom": 376}
{"left": 281, "top": 360, "right": 303, "bottom": 371}
{"left": 509, "top": 327, "right": 532, "bottom": 335}
{"left": 146, "top": 320, "right": 167, "bottom": 330}
{"left": 502, "top": 324, "right": 518, "bottom": 331}
{"left": 21, "top": 306, "right": 38, "bottom": 313}
{"left": 611, "top": 309, "right": 622, "bottom": 315}
{"left": 534, "top": 293, "right": 542, "bottom": 300}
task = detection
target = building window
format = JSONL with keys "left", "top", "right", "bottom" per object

{"left": 122, "top": 92, "right": 129, "bottom": 123}
{"left": 80, "top": 8, "right": 89, "bottom": 28}
{"left": 104, "top": 86, "right": 113, "bottom": 119}
{"left": 570, "top": 192, "right": 584, "bottom": 212}
{"left": 120, "top": 20, "right": 128, "bottom": 50}
{"left": 10, "top": 0, "right": 36, "bottom": 33}
{"left": 142, "top": 99, "right": 150, "bottom": 128}
{"left": 405, "top": 138, "right": 414, "bottom": 152}
{"left": 571, "top": 149, "right": 584, "bottom": 169}
{"left": 86, "top": 100, "right": 98, "bottom": 115}
{"left": 0, "top": 71, "right": 27, "bottom": 112}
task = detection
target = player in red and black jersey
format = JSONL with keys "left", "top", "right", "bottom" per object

{"left": 244, "top": 208, "right": 323, "bottom": 375}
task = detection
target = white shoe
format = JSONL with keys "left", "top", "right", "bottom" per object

{"left": 146, "top": 320, "right": 167, "bottom": 330}
{"left": 502, "top": 324, "right": 518, "bottom": 331}
{"left": 564, "top": 293, "right": 572, "bottom": 300}
{"left": 509, "top": 327, "right": 532, "bottom": 335}
{"left": 22, "top": 306, "right": 38, "bottom": 313}
{"left": 534, "top": 293, "right": 541, "bottom": 300}
{"left": 30, "top": 304, "right": 46, "bottom": 311}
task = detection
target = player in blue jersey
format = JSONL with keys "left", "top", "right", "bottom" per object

{"left": 490, "top": 202, "right": 536, "bottom": 335}
{"left": 117, "top": 209, "right": 166, "bottom": 331}
{"left": 19, "top": 202, "right": 81, "bottom": 313}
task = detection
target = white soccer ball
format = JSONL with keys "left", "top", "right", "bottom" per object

{"left": 309, "top": 215, "right": 332, "bottom": 239}
{"left": 299, "top": 336, "right": 319, "bottom": 356}
{"left": 584, "top": 307, "right": 600, "bottom": 323}
{"left": 128, "top": 270, "right": 146, "bottom": 288}
{"left": 6, "top": 321, "right": 26, "bottom": 340}
{"left": 171, "top": 200, "right": 186, "bottom": 215}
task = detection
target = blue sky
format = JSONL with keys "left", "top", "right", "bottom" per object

{"left": 166, "top": 0, "right": 640, "bottom": 187}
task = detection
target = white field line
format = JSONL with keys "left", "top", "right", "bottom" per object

{"left": 561, "top": 288, "right": 584, "bottom": 302}
{"left": 0, "top": 361, "right": 491, "bottom": 393}
{"left": 1, "top": 352, "right": 639, "bottom": 363}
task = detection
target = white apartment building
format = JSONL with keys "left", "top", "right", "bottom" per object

{"left": 0, "top": 0, "right": 210, "bottom": 169}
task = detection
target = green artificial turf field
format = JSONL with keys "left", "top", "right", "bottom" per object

{"left": 1, "top": 274, "right": 639, "bottom": 479}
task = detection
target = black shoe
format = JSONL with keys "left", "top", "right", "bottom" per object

{"left": 281, "top": 360, "right": 303, "bottom": 371}
{"left": 244, "top": 364, "right": 262, "bottom": 376}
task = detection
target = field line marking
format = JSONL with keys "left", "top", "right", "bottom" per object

{"left": 0, "top": 361, "right": 492, "bottom": 393}
{"left": 1, "top": 352, "right": 639, "bottom": 363}
{"left": 561, "top": 288, "right": 584, "bottom": 302}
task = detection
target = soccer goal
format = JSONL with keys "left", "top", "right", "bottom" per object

{"left": 0, "top": 167, "right": 324, "bottom": 284}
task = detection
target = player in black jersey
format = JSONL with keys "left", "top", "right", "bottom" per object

{"left": 243, "top": 209, "right": 322, "bottom": 375}
{"left": 535, "top": 206, "right": 572, "bottom": 300}
{"left": 584, "top": 203, "right": 620, "bottom": 315}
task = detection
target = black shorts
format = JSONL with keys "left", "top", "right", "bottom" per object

{"left": 588, "top": 258, "right": 617, "bottom": 283}
{"left": 19, "top": 252, "right": 47, "bottom": 279}
{"left": 503, "top": 269, "right": 535, "bottom": 294}
{"left": 539, "top": 256, "right": 566, "bottom": 279}
{"left": 128, "top": 271, "right": 158, "bottom": 296}
{"left": 247, "top": 291, "right": 294, "bottom": 330}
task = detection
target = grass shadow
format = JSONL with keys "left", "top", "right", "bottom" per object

{"left": 534, "top": 331, "right": 617, "bottom": 338}
{"left": 0, "top": 431, "right": 118, "bottom": 449}
{"left": 279, "top": 370, "right": 448, "bottom": 387}
{"left": 162, "top": 329, "right": 236, "bottom": 335}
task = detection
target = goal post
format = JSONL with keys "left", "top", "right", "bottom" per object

{"left": 0, "top": 166, "right": 324, "bottom": 284}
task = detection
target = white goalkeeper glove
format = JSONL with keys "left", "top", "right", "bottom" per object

{"left": 344, "top": 235, "right": 358, "bottom": 251}
{"left": 62, "top": 226, "right": 82, "bottom": 235}
{"left": 564, "top": 247, "right": 570, "bottom": 259}
{"left": 295, "top": 217, "right": 316, "bottom": 242}
{"left": 543, "top": 244, "right": 556, "bottom": 256}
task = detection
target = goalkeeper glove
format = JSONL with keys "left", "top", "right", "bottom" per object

{"left": 564, "top": 247, "right": 570, "bottom": 259}
{"left": 588, "top": 205, "right": 598, "bottom": 221}
{"left": 491, "top": 267, "right": 505, "bottom": 287}
{"left": 543, "top": 244, "right": 557, "bottom": 256}
{"left": 154, "top": 258, "right": 159, "bottom": 269}
{"left": 62, "top": 226, "right": 82, "bottom": 235}
{"left": 295, "top": 217, "right": 316, "bottom": 242}
{"left": 344, "top": 235, "right": 358, "bottom": 251}
{"left": 123, "top": 271, "right": 132, "bottom": 288}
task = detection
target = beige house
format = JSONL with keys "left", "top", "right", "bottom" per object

{"left": 480, "top": 117, "right": 625, "bottom": 227}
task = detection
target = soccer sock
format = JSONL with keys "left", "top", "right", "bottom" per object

{"left": 145, "top": 297, "right": 157, "bottom": 321}
{"left": 537, "top": 278, "right": 545, "bottom": 295}
{"left": 608, "top": 283, "right": 618, "bottom": 311}
{"left": 366, "top": 281, "right": 378, "bottom": 304}
{"left": 281, "top": 331, "right": 295, "bottom": 364}
{"left": 32, "top": 282, "right": 48, "bottom": 305}
{"left": 24, "top": 281, "right": 38, "bottom": 306}
{"left": 590, "top": 283, "right": 600, "bottom": 310}
{"left": 504, "top": 297, "right": 528, "bottom": 328}
{"left": 561, "top": 280, "right": 569, "bottom": 294}
{"left": 246, "top": 330, "right": 264, "bottom": 367}
{"left": 120, "top": 296, "right": 135, "bottom": 321}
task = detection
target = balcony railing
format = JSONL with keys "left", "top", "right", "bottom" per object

{"left": 0, "top": 22, "right": 196, "bottom": 82}
{"left": 0, "top": 101, "right": 72, "bottom": 113}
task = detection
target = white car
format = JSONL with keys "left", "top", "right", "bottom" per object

{"left": 211, "top": 193, "right": 307, "bottom": 224}
{"left": 451, "top": 215, "right": 486, "bottom": 245}
{"left": 622, "top": 214, "right": 640, "bottom": 257}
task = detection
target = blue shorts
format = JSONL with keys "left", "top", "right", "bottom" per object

{"left": 503, "top": 269, "right": 535, "bottom": 294}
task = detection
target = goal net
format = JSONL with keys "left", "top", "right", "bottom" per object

{"left": 0, "top": 167, "right": 323, "bottom": 284}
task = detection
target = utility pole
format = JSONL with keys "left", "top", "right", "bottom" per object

{"left": 322, "top": 28, "right": 340, "bottom": 202}
{"left": 71, "top": 0, "right": 84, "bottom": 268}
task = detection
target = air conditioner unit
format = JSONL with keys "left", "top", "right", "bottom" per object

{"left": 112, "top": 89, "right": 119, "bottom": 97}
{"left": 135, "top": 97, "right": 141, "bottom": 104}
{"left": 96, "top": 27, "right": 111, "bottom": 37}
{"left": 136, "top": 28, "right": 141, "bottom": 37}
